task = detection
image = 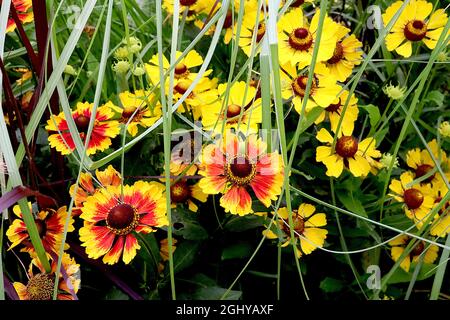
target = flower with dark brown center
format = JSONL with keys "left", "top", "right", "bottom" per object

{"left": 226, "top": 104, "right": 242, "bottom": 119}
{"left": 256, "top": 23, "right": 266, "bottom": 43}
{"left": 174, "top": 81, "right": 190, "bottom": 95}
{"left": 327, "top": 41, "right": 344, "bottom": 64}
{"left": 415, "top": 164, "right": 434, "bottom": 183}
{"left": 288, "top": 27, "right": 313, "bottom": 50}
{"left": 225, "top": 156, "right": 257, "bottom": 186}
{"left": 75, "top": 115, "right": 90, "bottom": 133}
{"left": 224, "top": 10, "right": 233, "bottom": 29}
{"left": 291, "top": 75, "right": 317, "bottom": 97}
{"left": 106, "top": 204, "right": 139, "bottom": 235}
{"left": 404, "top": 20, "right": 427, "bottom": 41}
{"left": 336, "top": 136, "right": 358, "bottom": 158}
{"left": 282, "top": 213, "right": 305, "bottom": 236}
{"left": 26, "top": 273, "right": 54, "bottom": 300}
{"left": 35, "top": 220, "right": 47, "bottom": 238}
{"left": 403, "top": 188, "right": 424, "bottom": 210}
{"left": 180, "top": 0, "right": 197, "bottom": 6}
{"left": 174, "top": 63, "right": 189, "bottom": 78}
{"left": 121, "top": 105, "right": 138, "bottom": 121}
{"left": 171, "top": 180, "right": 191, "bottom": 203}
{"left": 325, "top": 98, "right": 342, "bottom": 113}
{"left": 408, "top": 239, "right": 425, "bottom": 256}
{"left": 290, "top": 0, "right": 305, "bottom": 7}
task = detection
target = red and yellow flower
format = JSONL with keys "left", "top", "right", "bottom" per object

{"left": 199, "top": 133, "right": 283, "bottom": 215}
{"left": 277, "top": 8, "right": 337, "bottom": 67}
{"left": 6, "top": 0, "right": 34, "bottom": 33}
{"left": 79, "top": 181, "right": 167, "bottom": 265}
{"left": 6, "top": 204, "right": 74, "bottom": 256}
{"left": 389, "top": 235, "right": 439, "bottom": 272}
{"left": 382, "top": 0, "right": 449, "bottom": 58}
{"left": 315, "top": 127, "right": 381, "bottom": 178}
{"left": 69, "top": 165, "right": 122, "bottom": 216}
{"left": 13, "top": 253, "right": 80, "bottom": 300}
{"left": 389, "top": 171, "right": 434, "bottom": 227}
{"left": 263, "top": 204, "right": 328, "bottom": 258}
{"left": 46, "top": 101, "right": 120, "bottom": 156}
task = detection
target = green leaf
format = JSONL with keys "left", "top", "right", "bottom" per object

{"left": 168, "top": 241, "right": 200, "bottom": 275}
{"left": 172, "top": 209, "right": 208, "bottom": 240}
{"left": 336, "top": 188, "right": 367, "bottom": 217}
{"left": 387, "top": 263, "right": 438, "bottom": 284}
{"left": 424, "top": 90, "right": 444, "bottom": 107}
{"left": 320, "top": 277, "right": 344, "bottom": 293}
{"left": 224, "top": 215, "right": 265, "bottom": 232}
{"left": 221, "top": 242, "right": 253, "bottom": 261}
{"left": 298, "top": 106, "right": 323, "bottom": 133}
{"left": 360, "top": 104, "right": 381, "bottom": 129}
{"left": 381, "top": 214, "right": 414, "bottom": 230}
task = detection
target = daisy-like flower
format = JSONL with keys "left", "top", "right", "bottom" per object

{"left": 69, "top": 165, "right": 122, "bottom": 216}
{"left": 6, "top": 204, "right": 74, "bottom": 256}
{"left": 169, "top": 178, "right": 208, "bottom": 212}
{"left": 314, "top": 89, "right": 359, "bottom": 134}
{"left": 79, "top": 181, "right": 168, "bottom": 265}
{"left": 13, "top": 253, "right": 80, "bottom": 300}
{"left": 283, "top": 0, "right": 314, "bottom": 8}
{"left": 277, "top": 8, "right": 337, "bottom": 67}
{"left": 389, "top": 235, "right": 439, "bottom": 272}
{"left": 158, "top": 238, "right": 178, "bottom": 273}
{"left": 429, "top": 181, "right": 450, "bottom": 237}
{"left": 170, "top": 131, "right": 202, "bottom": 176}
{"left": 111, "top": 91, "right": 162, "bottom": 137}
{"left": 280, "top": 62, "right": 341, "bottom": 113}
{"left": 406, "top": 139, "right": 450, "bottom": 184}
{"left": 263, "top": 204, "right": 327, "bottom": 258}
{"left": 163, "top": 0, "right": 209, "bottom": 22}
{"left": 201, "top": 81, "right": 262, "bottom": 134}
{"left": 315, "top": 127, "right": 381, "bottom": 178}
{"left": 45, "top": 101, "right": 120, "bottom": 156}
{"left": 382, "top": 0, "right": 449, "bottom": 58}
{"left": 325, "top": 23, "right": 363, "bottom": 82}
{"left": 199, "top": 133, "right": 284, "bottom": 215}
{"left": 238, "top": 4, "right": 267, "bottom": 57}
{"left": 6, "top": 0, "right": 34, "bottom": 33}
{"left": 389, "top": 171, "right": 434, "bottom": 227}
{"left": 145, "top": 50, "right": 210, "bottom": 86}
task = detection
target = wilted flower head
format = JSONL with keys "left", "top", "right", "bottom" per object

{"left": 439, "top": 121, "right": 450, "bottom": 138}
{"left": 123, "top": 36, "right": 142, "bottom": 54}
{"left": 114, "top": 47, "right": 129, "bottom": 59}
{"left": 113, "top": 60, "right": 130, "bottom": 74}
{"left": 132, "top": 66, "right": 145, "bottom": 77}
{"left": 383, "top": 83, "right": 406, "bottom": 100}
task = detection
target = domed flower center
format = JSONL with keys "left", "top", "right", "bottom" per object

{"left": 327, "top": 41, "right": 344, "bottom": 64}
{"left": 434, "top": 196, "right": 450, "bottom": 215}
{"left": 290, "top": 0, "right": 305, "bottom": 7}
{"left": 283, "top": 213, "right": 305, "bottom": 235}
{"left": 256, "top": 23, "right": 266, "bottom": 43}
{"left": 121, "top": 105, "right": 138, "bottom": 120}
{"left": 35, "top": 220, "right": 47, "bottom": 238}
{"left": 170, "top": 180, "right": 191, "bottom": 203}
{"left": 75, "top": 115, "right": 90, "bottom": 133}
{"left": 408, "top": 239, "right": 425, "bottom": 256}
{"left": 224, "top": 10, "right": 233, "bottom": 29}
{"left": 174, "top": 63, "right": 188, "bottom": 78}
{"left": 106, "top": 203, "right": 139, "bottom": 235}
{"left": 288, "top": 27, "right": 313, "bottom": 51}
{"left": 174, "top": 80, "right": 191, "bottom": 95}
{"left": 26, "top": 273, "right": 54, "bottom": 300}
{"left": 225, "top": 156, "right": 257, "bottom": 185}
{"left": 403, "top": 188, "right": 424, "bottom": 210}
{"left": 226, "top": 104, "right": 242, "bottom": 118}
{"left": 404, "top": 20, "right": 427, "bottom": 41}
{"left": 291, "top": 75, "right": 317, "bottom": 97}
{"left": 325, "top": 98, "right": 342, "bottom": 113}
{"left": 415, "top": 164, "right": 434, "bottom": 183}
{"left": 336, "top": 136, "right": 358, "bottom": 158}
{"left": 180, "top": 0, "right": 197, "bottom": 6}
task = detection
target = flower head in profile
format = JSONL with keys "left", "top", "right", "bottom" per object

{"left": 382, "top": 0, "right": 449, "bottom": 57}
{"left": 277, "top": 8, "right": 337, "bottom": 67}
{"left": 263, "top": 204, "right": 327, "bottom": 258}
{"left": 6, "top": 204, "right": 74, "bottom": 256}
{"left": 69, "top": 165, "right": 122, "bottom": 216}
{"left": 280, "top": 62, "right": 341, "bottom": 113}
{"left": 439, "top": 121, "right": 450, "bottom": 138}
{"left": 389, "top": 235, "right": 438, "bottom": 272}
{"left": 238, "top": 4, "right": 267, "bottom": 57}
{"left": 111, "top": 91, "right": 162, "bottom": 137}
{"left": 199, "top": 132, "right": 284, "bottom": 215}
{"left": 325, "top": 23, "right": 363, "bottom": 82}
{"left": 79, "top": 181, "right": 167, "bottom": 265}
{"left": 389, "top": 171, "right": 434, "bottom": 227}
{"left": 13, "top": 253, "right": 80, "bottom": 300}
{"left": 45, "top": 101, "right": 120, "bottom": 156}
{"left": 429, "top": 180, "right": 450, "bottom": 238}
{"left": 201, "top": 81, "right": 262, "bottom": 134}
{"left": 6, "top": 0, "right": 34, "bottom": 33}
{"left": 406, "top": 139, "right": 450, "bottom": 184}
{"left": 315, "top": 127, "right": 381, "bottom": 178}
{"left": 163, "top": 0, "right": 209, "bottom": 21}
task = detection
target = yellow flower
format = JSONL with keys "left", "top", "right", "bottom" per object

{"left": 201, "top": 81, "right": 262, "bottom": 134}
{"left": 238, "top": 3, "right": 267, "bottom": 57}
{"left": 429, "top": 180, "right": 450, "bottom": 237}
{"left": 280, "top": 62, "right": 341, "bottom": 113}
{"left": 263, "top": 204, "right": 327, "bottom": 258}
{"left": 389, "top": 235, "right": 438, "bottom": 272}
{"left": 315, "top": 127, "right": 381, "bottom": 178}
{"left": 163, "top": 0, "right": 210, "bottom": 22}
{"left": 158, "top": 238, "right": 178, "bottom": 273}
{"left": 314, "top": 89, "right": 359, "bottom": 134}
{"left": 439, "top": 121, "right": 450, "bottom": 138}
{"left": 277, "top": 8, "right": 337, "bottom": 67}
{"left": 383, "top": 83, "right": 406, "bottom": 100}
{"left": 111, "top": 90, "right": 162, "bottom": 137}
{"left": 389, "top": 171, "right": 434, "bottom": 227}
{"left": 382, "top": 0, "right": 449, "bottom": 58}
{"left": 325, "top": 23, "right": 363, "bottom": 82}
{"left": 405, "top": 139, "right": 450, "bottom": 184}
